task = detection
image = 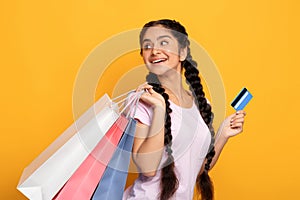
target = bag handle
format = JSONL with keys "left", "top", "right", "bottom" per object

{"left": 118, "top": 90, "right": 143, "bottom": 116}
{"left": 125, "top": 90, "right": 144, "bottom": 118}
{"left": 104, "top": 89, "right": 144, "bottom": 117}
{"left": 111, "top": 90, "right": 135, "bottom": 102}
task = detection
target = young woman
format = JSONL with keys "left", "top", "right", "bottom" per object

{"left": 123, "top": 19, "right": 246, "bottom": 200}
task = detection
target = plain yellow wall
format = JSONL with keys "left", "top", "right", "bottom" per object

{"left": 1, "top": 0, "right": 299, "bottom": 199}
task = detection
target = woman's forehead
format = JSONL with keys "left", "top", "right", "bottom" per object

{"left": 142, "top": 26, "right": 175, "bottom": 41}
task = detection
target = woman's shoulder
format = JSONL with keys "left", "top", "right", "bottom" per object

{"left": 126, "top": 91, "right": 153, "bottom": 126}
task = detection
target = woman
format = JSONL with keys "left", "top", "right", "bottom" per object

{"left": 123, "top": 19, "right": 246, "bottom": 200}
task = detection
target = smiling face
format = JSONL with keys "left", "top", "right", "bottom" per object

{"left": 140, "top": 26, "right": 186, "bottom": 76}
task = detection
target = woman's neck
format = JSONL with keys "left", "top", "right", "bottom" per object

{"left": 158, "top": 72, "right": 183, "bottom": 95}
{"left": 157, "top": 69, "right": 193, "bottom": 107}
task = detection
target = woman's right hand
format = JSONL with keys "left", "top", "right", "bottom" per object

{"left": 136, "top": 83, "right": 166, "bottom": 109}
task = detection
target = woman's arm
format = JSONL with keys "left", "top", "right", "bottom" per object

{"left": 132, "top": 106, "right": 165, "bottom": 177}
{"left": 207, "top": 111, "right": 246, "bottom": 170}
{"left": 131, "top": 84, "right": 166, "bottom": 177}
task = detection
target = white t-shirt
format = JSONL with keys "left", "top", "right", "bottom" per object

{"left": 123, "top": 99, "right": 211, "bottom": 200}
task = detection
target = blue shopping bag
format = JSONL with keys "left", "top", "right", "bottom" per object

{"left": 91, "top": 117, "right": 137, "bottom": 200}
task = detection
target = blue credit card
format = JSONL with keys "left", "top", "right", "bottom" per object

{"left": 231, "top": 87, "right": 253, "bottom": 110}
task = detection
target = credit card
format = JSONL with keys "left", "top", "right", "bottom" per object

{"left": 231, "top": 87, "right": 253, "bottom": 110}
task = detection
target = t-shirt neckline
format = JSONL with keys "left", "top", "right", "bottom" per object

{"left": 169, "top": 100, "right": 195, "bottom": 110}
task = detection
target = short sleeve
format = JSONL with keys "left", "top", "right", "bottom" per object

{"left": 127, "top": 92, "right": 153, "bottom": 126}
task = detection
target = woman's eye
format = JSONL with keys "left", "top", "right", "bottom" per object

{"left": 161, "top": 41, "right": 168, "bottom": 46}
{"left": 143, "top": 44, "right": 152, "bottom": 50}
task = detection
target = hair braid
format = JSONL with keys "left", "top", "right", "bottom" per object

{"left": 183, "top": 46, "right": 216, "bottom": 200}
{"left": 146, "top": 73, "right": 179, "bottom": 200}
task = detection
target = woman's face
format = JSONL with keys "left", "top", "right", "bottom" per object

{"left": 141, "top": 26, "right": 184, "bottom": 76}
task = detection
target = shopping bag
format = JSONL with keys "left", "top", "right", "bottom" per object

{"left": 53, "top": 91, "right": 141, "bottom": 200}
{"left": 53, "top": 116, "right": 128, "bottom": 200}
{"left": 91, "top": 92, "right": 141, "bottom": 200}
{"left": 17, "top": 92, "right": 127, "bottom": 200}
{"left": 91, "top": 117, "right": 137, "bottom": 200}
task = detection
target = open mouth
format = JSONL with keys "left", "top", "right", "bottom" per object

{"left": 151, "top": 58, "right": 167, "bottom": 64}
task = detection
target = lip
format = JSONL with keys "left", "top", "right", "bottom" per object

{"left": 149, "top": 58, "right": 167, "bottom": 64}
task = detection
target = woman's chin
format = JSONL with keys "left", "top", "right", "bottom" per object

{"left": 146, "top": 65, "right": 175, "bottom": 76}
{"left": 149, "top": 70, "right": 168, "bottom": 77}
{"left": 147, "top": 68, "right": 166, "bottom": 75}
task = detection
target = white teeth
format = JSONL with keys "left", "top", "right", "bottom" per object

{"left": 152, "top": 59, "right": 165, "bottom": 63}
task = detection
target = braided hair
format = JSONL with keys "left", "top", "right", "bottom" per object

{"left": 145, "top": 73, "right": 178, "bottom": 200}
{"left": 140, "top": 19, "right": 216, "bottom": 200}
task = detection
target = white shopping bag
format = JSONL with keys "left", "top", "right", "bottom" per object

{"left": 17, "top": 93, "right": 122, "bottom": 200}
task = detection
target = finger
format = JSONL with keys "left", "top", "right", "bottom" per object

{"left": 141, "top": 92, "right": 151, "bottom": 99}
{"left": 234, "top": 115, "right": 246, "bottom": 120}
{"left": 230, "top": 122, "right": 244, "bottom": 129}
{"left": 136, "top": 82, "right": 153, "bottom": 92}
{"left": 227, "top": 111, "right": 245, "bottom": 124}
{"left": 146, "top": 87, "right": 157, "bottom": 94}
{"left": 231, "top": 112, "right": 246, "bottom": 122}
{"left": 236, "top": 110, "right": 246, "bottom": 116}
{"left": 230, "top": 118, "right": 245, "bottom": 124}
{"left": 230, "top": 119, "right": 244, "bottom": 125}
{"left": 231, "top": 115, "right": 245, "bottom": 122}
{"left": 228, "top": 113, "right": 237, "bottom": 120}
{"left": 139, "top": 94, "right": 151, "bottom": 104}
{"left": 144, "top": 85, "right": 154, "bottom": 92}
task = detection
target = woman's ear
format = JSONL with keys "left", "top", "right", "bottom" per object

{"left": 179, "top": 47, "right": 188, "bottom": 61}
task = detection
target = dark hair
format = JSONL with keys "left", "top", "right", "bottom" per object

{"left": 140, "top": 19, "right": 216, "bottom": 200}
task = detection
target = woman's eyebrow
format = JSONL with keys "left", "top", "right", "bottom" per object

{"left": 142, "top": 38, "right": 151, "bottom": 43}
{"left": 157, "top": 35, "right": 172, "bottom": 40}
{"left": 142, "top": 35, "right": 172, "bottom": 43}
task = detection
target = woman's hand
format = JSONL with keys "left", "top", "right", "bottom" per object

{"left": 219, "top": 110, "right": 246, "bottom": 139}
{"left": 136, "top": 83, "right": 166, "bottom": 109}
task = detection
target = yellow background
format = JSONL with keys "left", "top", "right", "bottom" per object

{"left": 1, "top": 0, "right": 299, "bottom": 199}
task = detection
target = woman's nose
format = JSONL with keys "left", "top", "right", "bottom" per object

{"left": 151, "top": 44, "right": 161, "bottom": 55}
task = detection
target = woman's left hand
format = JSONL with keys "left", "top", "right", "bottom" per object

{"left": 220, "top": 110, "right": 246, "bottom": 139}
